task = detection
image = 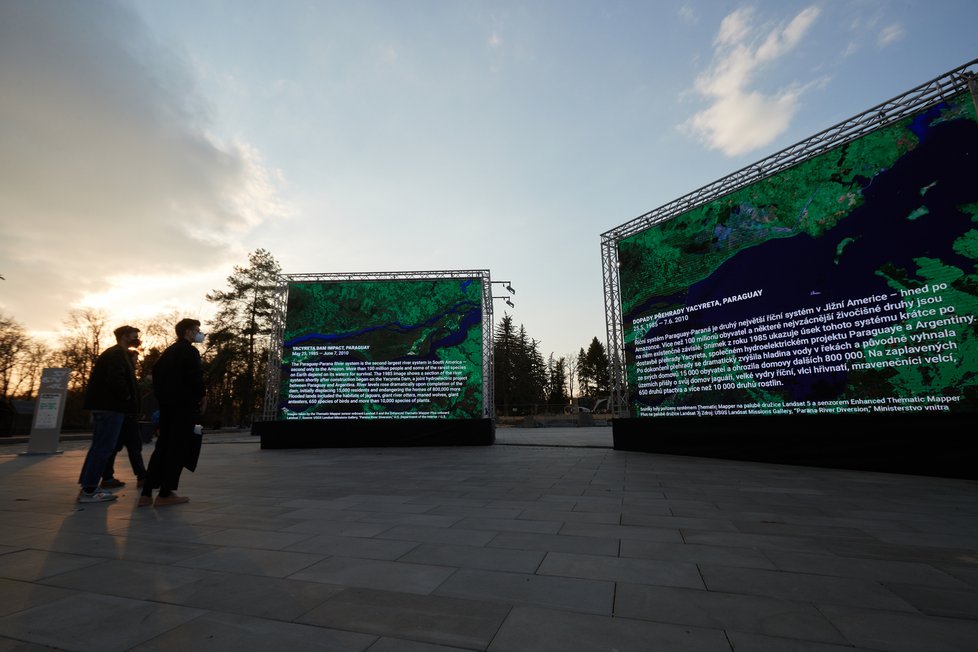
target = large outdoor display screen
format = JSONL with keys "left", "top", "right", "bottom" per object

{"left": 619, "top": 92, "right": 978, "bottom": 419}
{"left": 279, "top": 278, "right": 484, "bottom": 420}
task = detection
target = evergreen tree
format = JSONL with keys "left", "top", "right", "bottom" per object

{"left": 493, "top": 316, "right": 549, "bottom": 415}
{"left": 546, "top": 353, "right": 568, "bottom": 406}
{"left": 206, "top": 248, "right": 282, "bottom": 426}
{"left": 576, "top": 346, "right": 591, "bottom": 398}
{"left": 577, "top": 337, "right": 610, "bottom": 402}
{"left": 493, "top": 313, "right": 517, "bottom": 415}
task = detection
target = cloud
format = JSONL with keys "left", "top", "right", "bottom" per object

{"left": 682, "top": 6, "right": 821, "bottom": 156}
{"left": 877, "top": 23, "right": 905, "bottom": 47}
{"left": 678, "top": 4, "right": 698, "bottom": 25}
{"left": 0, "top": 1, "right": 287, "bottom": 334}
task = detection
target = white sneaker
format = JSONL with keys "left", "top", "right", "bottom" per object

{"left": 78, "top": 489, "right": 117, "bottom": 503}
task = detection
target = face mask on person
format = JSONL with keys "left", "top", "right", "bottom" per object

{"left": 131, "top": 338, "right": 142, "bottom": 348}
{"left": 193, "top": 331, "right": 206, "bottom": 344}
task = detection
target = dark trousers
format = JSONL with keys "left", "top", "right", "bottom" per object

{"left": 142, "top": 410, "right": 195, "bottom": 495}
{"left": 103, "top": 415, "right": 146, "bottom": 481}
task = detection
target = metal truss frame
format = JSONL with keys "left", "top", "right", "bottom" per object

{"left": 261, "top": 269, "right": 494, "bottom": 421}
{"left": 600, "top": 57, "right": 978, "bottom": 418}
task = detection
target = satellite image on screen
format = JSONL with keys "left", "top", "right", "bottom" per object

{"left": 279, "top": 278, "right": 484, "bottom": 420}
{"left": 618, "top": 93, "right": 978, "bottom": 418}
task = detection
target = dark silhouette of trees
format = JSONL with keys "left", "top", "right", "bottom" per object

{"left": 546, "top": 353, "right": 568, "bottom": 405}
{"left": 494, "top": 314, "right": 594, "bottom": 415}
{"left": 0, "top": 313, "right": 29, "bottom": 401}
{"left": 577, "top": 336, "right": 610, "bottom": 403}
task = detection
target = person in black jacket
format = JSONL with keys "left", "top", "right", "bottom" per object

{"left": 139, "top": 318, "right": 206, "bottom": 507}
{"left": 78, "top": 325, "right": 141, "bottom": 503}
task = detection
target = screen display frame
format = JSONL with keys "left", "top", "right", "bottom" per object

{"left": 601, "top": 61, "right": 978, "bottom": 424}
{"left": 262, "top": 270, "right": 493, "bottom": 422}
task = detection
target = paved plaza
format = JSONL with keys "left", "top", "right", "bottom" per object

{"left": 1, "top": 426, "right": 977, "bottom": 651}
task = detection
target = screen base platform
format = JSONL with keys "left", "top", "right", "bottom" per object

{"left": 255, "top": 418, "right": 495, "bottom": 449}
{"left": 612, "top": 415, "right": 977, "bottom": 480}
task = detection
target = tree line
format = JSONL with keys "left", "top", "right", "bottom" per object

{"left": 493, "top": 313, "right": 610, "bottom": 416}
{"left": 1, "top": 249, "right": 612, "bottom": 432}
{"left": 0, "top": 249, "right": 283, "bottom": 431}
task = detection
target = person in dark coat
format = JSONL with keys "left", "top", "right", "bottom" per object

{"left": 100, "top": 349, "right": 148, "bottom": 489}
{"left": 139, "top": 318, "right": 206, "bottom": 507}
{"left": 78, "top": 325, "right": 141, "bottom": 503}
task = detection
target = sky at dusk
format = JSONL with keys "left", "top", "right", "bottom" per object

{"left": 2, "top": 0, "right": 977, "bottom": 360}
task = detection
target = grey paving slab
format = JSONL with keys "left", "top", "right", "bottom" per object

{"left": 764, "top": 549, "right": 974, "bottom": 588}
{"left": 517, "top": 507, "right": 622, "bottom": 524}
{"left": 940, "top": 564, "right": 978, "bottom": 589}
{"left": 192, "top": 513, "right": 305, "bottom": 531}
{"left": 131, "top": 611, "right": 377, "bottom": 652}
{"left": 818, "top": 604, "right": 978, "bottom": 652}
{"left": 281, "top": 519, "right": 392, "bottom": 537}
{"left": 0, "top": 635, "right": 66, "bottom": 651}
{"left": 621, "top": 512, "right": 739, "bottom": 531}
{"left": 298, "top": 587, "right": 511, "bottom": 649}
{"left": 345, "top": 500, "right": 438, "bottom": 514}
{"left": 538, "top": 551, "right": 704, "bottom": 588}
{"left": 730, "top": 520, "right": 879, "bottom": 541}
{"left": 38, "top": 559, "right": 209, "bottom": 600}
{"left": 0, "top": 549, "right": 107, "bottom": 582}
{"left": 724, "top": 630, "right": 881, "bottom": 651}
{"left": 107, "top": 520, "right": 230, "bottom": 544}
{"left": 0, "top": 592, "right": 204, "bottom": 652}
{"left": 614, "top": 583, "right": 848, "bottom": 645}
{"left": 399, "top": 543, "right": 544, "bottom": 573}
{"left": 558, "top": 522, "right": 684, "bottom": 543}
{"left": 823, "top": 539, "right": 978, "bottom": 565}
{"left": 406, "top": 496, "right": 494, "bottom": 508}
{"left": 453, "top": 516, "right": 563, "bottom": 534}
{"left": 364, "top": 638, "right": 472, "bottom": 652}
{"left": 284, "top": 533, "right": 420, "bottom": 560}
{"left": 682, "top": 529, "right": 836, "bottom": 554}
{"left": 356, "top": 513, "right": 464, "bottom": 528}
{"left": 0, "top": 527, "right": 52, "bottom": 547}
{"left": 700, "top": 564, "right": 916, "bottom": 610}
{"left": 2, "top": 432, "right": 976, "bottom": 651}
{"left": 487, "top": 605, "right": 731, "bottom": 652}
{"left": 0, "top": 513, "right": 68, "bottom": 531}
{"left": 277, "top": 508, "right": 373, "bottom": 522}
{"left": 0, "top": 579, "right": 76, "bottom": 619}
{"left": 620, "top": 538, "right": 777, "bottom": 569}
{"left": 425, "top": 505, "right": 526, "bottom": 519}
{"left": 174, "top": 546, "right": 324, "bottom": 577}
{"left": 487, "top": 531, "right": 620, "bottom": 556}
{"left": 434, "top": 568, "right": 614, "bottom": 615}
{"left": 188, "top": 526, "right": 315, "bottom": 550}
{"left": 289, "top": 556, "right": 456, "bottom": 594}
{"left": 158, "top": 572, "right": 346, "bottom": 621}
{"left": 882, "top": 582, "right": 978, "bottom": 618}
{"left": 375, "top": 525, "right": 497, "bottom": 546}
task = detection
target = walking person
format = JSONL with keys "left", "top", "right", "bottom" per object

{"left": 101, "top": 349, "right": 148, "bottom": 489}
{"left": 77, "top": 325, "right": 141, "bottom": 503}
{"left": 139, "top": 318, "right": 206, "bottom": 507}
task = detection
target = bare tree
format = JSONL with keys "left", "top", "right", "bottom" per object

{"left": 0, "top": 312, "right": 30, "bottom": 400}
{"left": 55, "top": 308, "right": 108, "bottom": 392}
{"left": 9, "top": 341, "right": 52, "bottom": 399}
{"left": 565, "top": 351, "right": 578, "bottom": 400}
